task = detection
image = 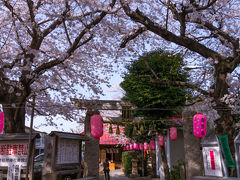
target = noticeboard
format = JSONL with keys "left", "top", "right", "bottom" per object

{"left": 202, "top": 146, "right": 223, "bottom": 177}
{"left": 56, "top": 139, "right": 79, "bottom": 164}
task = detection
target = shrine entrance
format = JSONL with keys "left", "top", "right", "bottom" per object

{"left": 71, "top": 99, "right": 132, "bottom": 179}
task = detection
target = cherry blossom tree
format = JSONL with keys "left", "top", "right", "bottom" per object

{"left": 1, "top": 0, "right": 240, "bottom": 158}
{"left": 0, "top": 0, "right": 120, "bottom": 133}
{"left": 112, "top": 0, "right": 239, "bottom": 147}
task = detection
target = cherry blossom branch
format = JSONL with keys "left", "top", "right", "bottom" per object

{"left": 141, "top": 58, "right": 210, "bottom": 96}
{"left": 63, "top": 20, "right": 73, "bottom": 46}
{"left": 140, "top": 75, "right": 210, "bottom": 96}
{"left": 3, "top": 0, "right": 33, "bottom": 36}
{"left": 120, "top": 27, "right": 147, "bottom": 48}
{"left": 119, "top": 0, "right": 225, "bottom": 61}
{"left": 30, "top": 0, "right": 117, "bottom": 83}
{"left": 184, "top": 0, "right": 218, "bottom": 14}
{"left": 42, "top": 2, "right": 70, "bottom": 38}
{"left": 26, "top": 0, "right": 40, "bottom": 42}
{"left": 35, "top": 0, "right": 42, "bottom": 10}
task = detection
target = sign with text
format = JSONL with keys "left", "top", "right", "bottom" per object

{"left": 0, "top": 142, "right": 28, "bottom": 166}
{"left": 56, "top": 139, "right": 79, "bottom": 164}
{"left": 202, "top": 146, "right": 223, "bottom": 177}
{"left": 219, "top": 134, "right": 236, "bottom": 167}
{"left": 7, "top": 164, "right": 20, "bottom": 180}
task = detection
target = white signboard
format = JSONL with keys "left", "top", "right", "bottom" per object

{"left": 7, "top": 164, "right": 21, "bottom": 180}
{"left": 56, "top": 139, "right": 79, "bottom": 164}
{"left": 0, "top": 142, "right": 28, "bottom": 166}
{"left": 202, "top": 146, "right": 223, "bottom": 177}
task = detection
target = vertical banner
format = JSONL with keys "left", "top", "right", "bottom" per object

{"left": 218, "top": 134, "right": 236, "bottom": 167}
{"left": 0, "top": 111, "right": 4, "bottom": 134}
{"left": 7, "top": 164, "right": 14, "bottom": 180}
{"left": 202, "top": 146, "right": 223, "bottom": 177}
{"left": 7, "top": 164, "right": 21, "bottom": 180}
{"left": 14, "top": 164, "right": 21, "bottom": 180}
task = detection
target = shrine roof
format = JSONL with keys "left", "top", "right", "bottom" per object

{"left": 0, "top": 133, "right": 40, "bottom": 141}
{"left": 49, "top": 131, "right": 89, "bottom": 141}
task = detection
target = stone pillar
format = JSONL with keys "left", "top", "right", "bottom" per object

{"left": 151, "top": 150, "right": 156, "bottom": 177}
{"left": 131, "top": 159, "right": 139, "bottom": 178}
{"left": 84, "top": 110, "right": 100, "bottom": 179}
{"left": 182, "top": 108, "right": 203, "bottom": 180}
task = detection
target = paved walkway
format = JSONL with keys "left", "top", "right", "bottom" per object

{"left": 99, "top": 169, "right": 156, "bottom": 180}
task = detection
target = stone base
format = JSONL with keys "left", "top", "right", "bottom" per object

{"left": 192, "top": 176, "right": 238, "bottom": 180}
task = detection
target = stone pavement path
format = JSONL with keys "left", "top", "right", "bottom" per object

{"left": 99, "top": 169, "right": 131, "bottom": 180}
{"left": 99, "top": 169, "right": 154, "bottom": 180}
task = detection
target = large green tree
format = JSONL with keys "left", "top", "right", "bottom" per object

{"left": 120, "top": 50, "right": 189, "bottom": 180}
{"left": 121, "top": 50, "right": 188, "bottom": 119}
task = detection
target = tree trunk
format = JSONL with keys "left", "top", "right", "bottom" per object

{"left": 2, "top": 101, "right": 26, "bottom": 133}
{"left": 213, "top": 63, "right": 237, "bottom": 176}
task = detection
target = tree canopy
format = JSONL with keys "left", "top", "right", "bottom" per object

{"left": 0, "top": 0, "right": 119, "bottom": 132}
{"left": 116, "top": 0, "right": 240, "bottom": 136}
{"left": 121, "top": 50, "right": 189, "bottom": 119}
{"left": 0, "top": 0, "right": 239, "bottom": 148}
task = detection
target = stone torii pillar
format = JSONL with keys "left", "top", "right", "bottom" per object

{"left": 84, "top": 110, "right": 100, "bottom": 179}
{"left": 71, "top": 99, "right": 131, "bottom": 179}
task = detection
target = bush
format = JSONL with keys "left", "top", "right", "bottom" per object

{"left": 170, "top": 161, "right": 185, "bottom": 180}
{"left": 136, "top": 152, "right": 147, "bottom": 176}
{"left": 122, "top": 151, "right": 133, "bottom": 176}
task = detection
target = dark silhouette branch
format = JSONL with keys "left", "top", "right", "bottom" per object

{"left": 120, "top": 27, "right": 147, "bottom": 48}
{"left": 140, "top": 75, "right": 210, "bottom": 96}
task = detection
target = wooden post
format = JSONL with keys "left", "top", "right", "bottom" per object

{"left": 26, "top": 95, "right": 35, "bottom": 180}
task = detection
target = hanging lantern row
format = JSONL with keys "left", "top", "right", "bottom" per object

{"left": 193, "top": 113, "right": 207, "bottom": 138}
{"left": 150, "top": 140, "right": 155, "bottom": 150}
{"left": 0, "top": 110, "right": 4, "bottom": 134}
{"left": 158, "top": 135, "right": 164, "bottom": 147}
{"left": 144, "top": 142, "right": 148, "bottom": 150}
{"left": 124, "top": 141, "right": 157, "bottom": 151}
{"left": 170, "top": 127, "right": 177, "bottom": 141}
{"left": 134, "top": 143, "right": 139, "bottom": 150}
{"left": 90, "top": 114, "right": 103, "bottom": 139}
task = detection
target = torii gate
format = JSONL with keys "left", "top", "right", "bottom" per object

{"left": 71, "top": 99, "right": 132, "bottom": 179}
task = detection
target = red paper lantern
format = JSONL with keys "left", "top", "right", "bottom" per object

{"left": 0, "top": 111, "right": 4, "bottom": 134}
{"left": 90, "top": 114, "right": 103, "bottom": 139}
{"left": 144, "top": 142, "right": 148, "bottom": 150}
{"left": 150, "top": 140, "right": 155, "bottom": 150}
{"left": 170, "top": 127, "right": 177, "bottom": 141}
{"left": 130, "top": 144, "right": 133, "bottom": 150}
{"left": 139, "top": 143, "right": 144, "bottom": 150}
{"left": 126, "top": 145, "right": 130, "bottom": 151}
{"left": 158, "top": 135, "right": 164, "bottom": 147}
{"left": 193, "top": 113, "right": 207, "bottom": 138}
{"left": 134, "top": 143, "right": 139, "bottom": 150}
